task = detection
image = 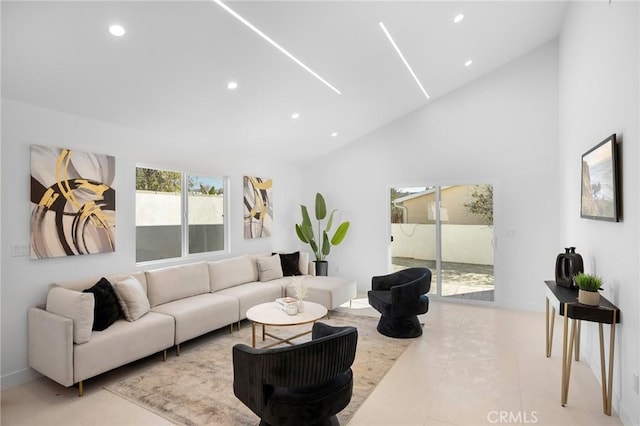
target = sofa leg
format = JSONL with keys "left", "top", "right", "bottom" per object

{"left": 163, "top": 349, "right": 167, "bottom": 361}
{"left": 230, "top": 324, "right": 233, "bottom": 334}
{"left": 78, "top": 381, "right": 83, "bottom": 397}
{"left": 327, "top": 310, "right": 331, "bottom": 319}
{"left": 176, "top": 344, "right": 181, "bottom": 356}
{"left": 237, "top": 321, "right": 241, "bottom": 331}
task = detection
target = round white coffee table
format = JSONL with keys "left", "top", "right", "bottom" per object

{"left": 246, "top": 301, "right": 328, "bottom": 348}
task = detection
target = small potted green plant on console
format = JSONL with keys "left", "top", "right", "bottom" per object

{"left": 573, "top": 272, "right": 603, "bottom": 306}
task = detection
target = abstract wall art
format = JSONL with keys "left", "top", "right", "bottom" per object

{"left": 243, "top": 176, "right": 273, "bottom": 239}
{"left": 30, "top": 145, "right": 116, "bottom": 259}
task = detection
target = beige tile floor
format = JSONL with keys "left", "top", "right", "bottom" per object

{"left": 2, "top": 299, "right": 623, "bottom": 426}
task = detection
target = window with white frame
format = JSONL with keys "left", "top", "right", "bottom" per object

{"left": 135, "top": 166, "right": 226, "bottom": 262}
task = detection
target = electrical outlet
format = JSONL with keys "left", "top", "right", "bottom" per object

{"left": 633, "top": 373, "right": 639, "bottom": 394}
{"left": 11, "top": 242, "right": 29, "bottom": 257}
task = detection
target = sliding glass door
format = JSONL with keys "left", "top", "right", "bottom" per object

{"left": 390, "top": 184, "right": 494, "bottom": 301}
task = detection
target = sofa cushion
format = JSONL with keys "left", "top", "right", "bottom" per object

{"left": 217, "top": 281, "right": 283, "bottom": 319}
{"left": 46, "top": 286, "right": 94, "bottom": 344}
{"left": 151, "top": 293, "right": 239, "bottom": 344}
{"left": 112, "top": 276, "right": 151, "bottom": 321}
{"left": 257, "top": 254, "right": 284, "bottom": 282}
{"left": 274, "top": 251, "right": 302, "bottom": 276}
{"left": 208, "top": 255, "right": 257, "bottom": 292}
{"left": 146, "top": 262, "right": 210, "bottom": 307}
{"left": 83, "top": 278, "right": 120, "bottom": 331}
{"left": 73, "top": 312, "right": 175, "bottom": 383}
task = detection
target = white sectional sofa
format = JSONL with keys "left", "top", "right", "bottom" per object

{"left": 27, "top": 252, "right": 357, "bottom": 396}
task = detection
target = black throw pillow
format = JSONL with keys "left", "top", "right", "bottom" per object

{"left": 83, "top": 277, "right": 121, "bottom": 331}
{"left": 273, "top": 251, "right": 302, "bottom": 276}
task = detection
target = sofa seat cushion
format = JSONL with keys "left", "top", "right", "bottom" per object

{"left": 151, "top": 293, "right": 239, "bottom": 344}
{"left": 216, "top": 282, "right": 283, "bottom": 320}
{"left": 285, "top": 277, "right": 357, "bottom": 310}
{"left": 73, "top": 312, "right": 175, "bottom": 383}
{"left": 208, "top": 255, "right": 257, "bottom": 292}
{"left": 146, "top": 262, "right": 210, "bottom": 307}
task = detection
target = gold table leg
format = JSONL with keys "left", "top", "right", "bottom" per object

{"left": 598, "top": 311, "right": 617, "bottom": 415}
{"left": 561, "top": 303, "right": 569, "bottom": 406}
{"left": 545, "top": 297, "right": 556, "bottom": 357}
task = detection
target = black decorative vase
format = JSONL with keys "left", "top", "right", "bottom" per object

{"left": 314, "top": 260, "right": 328, "bottom": 277}
{"left": 555, "top": 247, "right": 584, "bottom": 288}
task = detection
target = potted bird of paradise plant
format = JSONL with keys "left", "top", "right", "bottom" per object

{"left": 295, "top": 193, "right": 350, "bottom": 276}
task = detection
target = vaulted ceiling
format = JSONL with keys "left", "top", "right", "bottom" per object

{"left": 2, "top": 1, "right": 568, "bottom": 163}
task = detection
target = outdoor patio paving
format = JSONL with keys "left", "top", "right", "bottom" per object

{"left": 391, "top": 257, "right": 494, "bottom": 302}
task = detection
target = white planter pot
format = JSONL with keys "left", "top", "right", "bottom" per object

{"left": 578, "top": 289, "right": 600, "bottom": 306}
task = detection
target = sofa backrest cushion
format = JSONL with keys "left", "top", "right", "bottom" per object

{"left": 52, "top": 271, "right": 148, "bottom": 294}
{"left": 298, "top": 251, "right": 310, "bottom": 275}
{"left": 46, "top": 286, "right": 94, "bottom": 344}
{"left": 208, "top": 255, "right": 257, "bottom": 292}
{"left": 145, "top": 262, "right": 210, "bottom": 307}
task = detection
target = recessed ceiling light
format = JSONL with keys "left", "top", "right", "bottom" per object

{"left": 212, "top": 0, "right": 341, "bottom": 95}
{"left": 379, "top": 22, "right": 430, "bottom": 100}
{"left": 291, "top": 113, "right": 300, "bottom": 120}
{"left": 331, "top": 132, "right": 338, "bottom": 138}
{"left": 454, "top": 14, "right": 465, "bottom": 24}
{"left": 108, "top": 24, "right": 126, "bottom": 37}
{"left": 227, "top": 81, "right": 238, "bottom": 90}
{"left": 464, "top": 59, "right": 473, "bottom": 67}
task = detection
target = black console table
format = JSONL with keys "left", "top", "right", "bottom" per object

{"left": 544, "top": 280, "right": 620, "bottom": 416}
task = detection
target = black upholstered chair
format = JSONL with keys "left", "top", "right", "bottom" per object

{"left": 232, "top": 322, "right": 358, "bottom": 426}
{"left": 368, "top": 267, "right": 431, "bottom": 338}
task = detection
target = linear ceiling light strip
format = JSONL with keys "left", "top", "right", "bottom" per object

{"left": 379, "top": 22, "right": 430, "bottom": 100}
{"left": 213, "top": 0, "right": 342, "bottom": 95}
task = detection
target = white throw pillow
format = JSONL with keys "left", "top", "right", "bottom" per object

{"left": 257, "top": 254, "right": 284, "bottom": 282}
{"left": 112, "top": 276, "right": 151, "bottom": 321}
{"left": 46, "top": 286, "right": 94, "bottom": 344}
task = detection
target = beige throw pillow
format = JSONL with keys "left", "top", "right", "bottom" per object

{"left": 46, "top": 286, "right": 94, "bottom": 344}
{"left": 257, "top": 254, "right": 284, "bottom": 282}
{"left": 112, "top": 276, "right": 150, "bottom": 321}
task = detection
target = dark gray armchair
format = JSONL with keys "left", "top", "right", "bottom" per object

{"left": 368, "top": 267, "right": 431, "bottom": 338}
{"left": 232, "top": 322, "right": 358, "bottom": 426}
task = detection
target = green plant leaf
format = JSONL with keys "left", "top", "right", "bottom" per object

{"left": 301, "top": 205, "right": 311, "bottom": 227}
{"left": 309, "top": 239, "right": 319, "bottom": 259}
{"left": 295, "top": 224, "right": 308, "bottom": 243}
{"left": 321, "top": 231, "right": 331, "bottom": 257}
{"left": 331, "top": 221, "right": 350, "bottom": 245}
{"left": 315, "top": 193, "right": 327, "bottom": 220}
{"left": 325, "top": 209, "right": 336, "bottom": 233}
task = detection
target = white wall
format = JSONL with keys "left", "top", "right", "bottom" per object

{"left": 302, "top": 41, "right": 560, "bottom": 311}
{"left": 391, "top": 224, "right": 494, "bottom": 265}
{"left": 0, "top": 99, "right": 302, "bottom": 387}
{"left": 558, "top": 2, "right": 639, "bottom": 424}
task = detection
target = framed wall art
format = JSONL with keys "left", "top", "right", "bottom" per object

{"left": 580, "top": 134, "right": 620, "bottom": 222}
{"left": 30, "top": 145, "right": 116, "bottom": 258}
{"left": 243, "top": 176, "right": 273, "bottom": 239}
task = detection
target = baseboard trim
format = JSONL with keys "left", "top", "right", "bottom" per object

{"left": 1, "top": 368, "right": 41, "bottom": 390}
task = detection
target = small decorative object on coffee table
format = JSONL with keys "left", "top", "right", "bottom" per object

{"left": 573, "top": 272, "right": 603, "bottom": 306}
{"left": 290, "top": 276, "right": 308, "bottom": 313}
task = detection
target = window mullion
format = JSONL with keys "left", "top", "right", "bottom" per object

{"left": 182, "top": 172, "right": 188, "bottom": 258}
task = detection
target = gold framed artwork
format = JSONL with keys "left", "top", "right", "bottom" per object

{"left": 243, "top": 176, "right": 273, "bottom": 239}
{"left": 30, "top": 145, "right": 116, "bottom": 258}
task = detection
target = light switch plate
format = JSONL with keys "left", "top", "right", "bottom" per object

{"left": 11, "top": 243, "right": 29, "bottom": 257}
